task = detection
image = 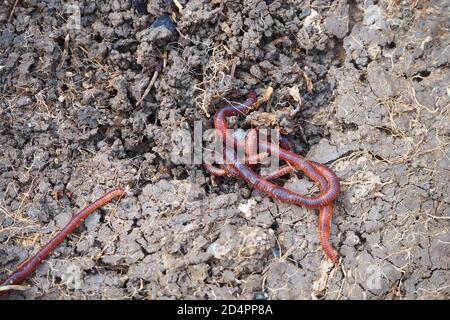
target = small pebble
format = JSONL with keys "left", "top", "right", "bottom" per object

{"left": 151, "top": 15, "right": 177, "bottom": 33}
{"left": 253, "top": 292, "right": 268, "bottom": 300}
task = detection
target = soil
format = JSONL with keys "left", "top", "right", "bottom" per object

{"left": 0, "top": 0, "right": 449, "bottom": 300}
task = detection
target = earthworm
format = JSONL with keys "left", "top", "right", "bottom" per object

{"left": 214, "top": 91, "right": 340, "bottom": 208}
{"left": 251, "top": 135, "right": 339, "bottom": 263}
{"left": 279, "top": 136, "right": 295, "bottom": 151}
{"left": 258, "top": 161, "right": 338, "bottom": 263}
{"left": 221, "top": 147, "right": 334, "bottom": 208}
{"left": 220, "top": 147, "right": 339, "bottom": 262}
{"left": 203, "top": 162, "right": 227, "bottom": 177}
{"left": 261, "top": 164, "right": 294, "bottom": 181}
{"left": 243, "top": 128, "right": 340, "bottom": 204}
{"left": 213, "top": 90, "right": 257, "bottom": 138}
{"left": 318, "top": 204, "right": 338, "bottom": 264}
{"left": 209, "top": 90, "right": 340, "bottom": 262}
{"left": 251, "top": 139, "right": 340, "bottom": 207}
{"left": 0, "top": 188, "right": 125, "bottom": 291}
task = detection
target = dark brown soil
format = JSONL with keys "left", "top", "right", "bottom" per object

{"left": 0, "top": 0, "right": 449, "bottom": 299}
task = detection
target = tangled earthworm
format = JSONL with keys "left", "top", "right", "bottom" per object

{"left": 205, "top": 90, "right": 340, "bottom": 263}
{"left": 0, "top": 188, "right": 125, "bottom": 293}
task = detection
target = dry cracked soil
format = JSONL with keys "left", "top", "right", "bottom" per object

{"left": 0, "top": 0, "right": 449, "bottom": 300}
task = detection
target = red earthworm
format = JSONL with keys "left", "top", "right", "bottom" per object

{"left": 279, "top": 136, "right": 295, "bottom": 151}
{"left": 255, "top": 140, "right": 340, "bottom": 207}
{"left": 220, "top": 142, "right": 340, "bottom": 262}
{"left": 250, "top": 135, "right": 339, "bottom": 262}
{"left": 214, "top": 91, "right": 340, "bottom": 207}
{"left": 203, "top": 150, "right": 227, "bottom": 177}
{"left": 213, "top": 90, "right": 257, "bottom": 139}
{"left": 250, "top": 157, "right": 338, "bottom": 263}
{"left": 221, "top": 147, "right": 333, "bottom": 208}
{"left": 266, "top": 139, "right": 339, "bottom": 263}
{"left": 229, "top": 136, "right": 339, "bottom": 208}
{"left": 261, "top": 164, "right": 295, "bottom": 181}
{"left": 204, "top": 162, "right": 227, "bottom": 177}
{"left": 318, "top": 204, "right": 338, "bottom": 264}
{"left": 307, "top": 160, "right": 339, "bottom": 263}
{"left": 209, "top": 89, "right": 341, "bottom": 262}
{"left": 257, "top": 159, "right": 338, "bottom": 263}
{"left": 0, "top": 188, "right": 125, "bottom": 291}
{"left": 249, "top": 139, "right": 340, "bottom": 262}
{"left": 319, "top": 204, "right": 338, "bottom": 264}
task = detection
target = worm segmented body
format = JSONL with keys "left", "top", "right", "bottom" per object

{"left": 205, "top": 90, "right": 340, "bottom": 263}
{"left": 0, "top": 188, "right": 125, "bottom": 290}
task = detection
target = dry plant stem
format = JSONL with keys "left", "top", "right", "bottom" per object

{"left": 136, "top": 59, "right": 165, "bottom": 107}
{"left": 172, "top": 0, "right": 184, "bottom": 11}
{"left": 8, "top": 0, "right": 19, "bottom": 22}
{"left": 0, "top": 188, "right": 125, "bottom": 291}
{"left": 255, "top": 137, "right": 338, "bottom": 263}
